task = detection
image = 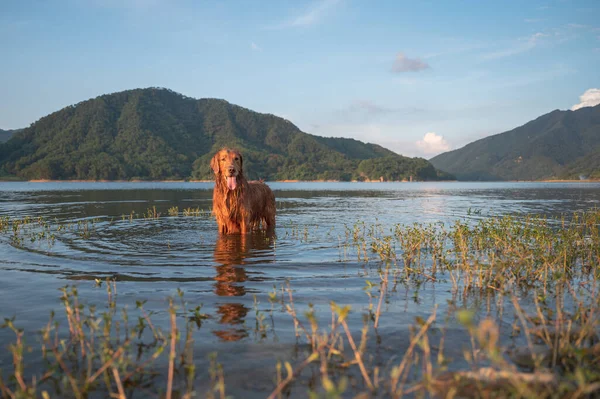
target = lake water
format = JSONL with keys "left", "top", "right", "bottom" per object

{"left": 1, "top": 181, "right": 599, "bottom": 397}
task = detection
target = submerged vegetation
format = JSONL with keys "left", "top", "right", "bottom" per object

{"left": 2, "top": 210, "right": 600, "bottom": 397}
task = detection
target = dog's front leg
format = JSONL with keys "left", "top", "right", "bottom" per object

{"left": 240, "top": 219, "right": 249, "bottom": 234}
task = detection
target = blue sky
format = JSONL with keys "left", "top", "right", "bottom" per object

{"left": 1, "top": 0, "right": 599, "bottom": 158}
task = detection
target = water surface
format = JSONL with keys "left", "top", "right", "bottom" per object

{"left": 1, "top": 181, "right": 599, "bottom": 396}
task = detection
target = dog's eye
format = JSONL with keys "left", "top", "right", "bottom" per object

{"left": 234, "top": 157, "right": 239, "bottom": 161}
{"left": 221, "top": 157, "right": 226, "bottom": 161}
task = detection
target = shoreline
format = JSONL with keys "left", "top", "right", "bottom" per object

{"left": 9, "top": 179, "right": 438, "bottom": 183}
{"left": 0, "top": 178, "right": 597, "bottom": 183}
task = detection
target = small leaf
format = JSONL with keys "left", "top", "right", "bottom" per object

{"left": 457, "top": 309, "right": 475, "bottom": 327}
{"left": 284, "top": 361, "right": 293, "bottom": 379}
{"left": 307, "top": 352, "right": 319, "bottom": 363}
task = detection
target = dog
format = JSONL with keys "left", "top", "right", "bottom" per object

{"left": 211, "top": 148, "right": 276, "bottom": 234}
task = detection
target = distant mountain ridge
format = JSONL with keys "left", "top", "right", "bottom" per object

{"left": 0, "top": 88, "right": 452, "bottom": 181}
{"left": 0, "top": 129, "right": 18, "bottom": 143}
{"left": 430, "top": 104, "right": 600, "bottom": 180}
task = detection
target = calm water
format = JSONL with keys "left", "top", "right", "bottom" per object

{"left": 1, "top": 181, "right": 599, "bottom": 396}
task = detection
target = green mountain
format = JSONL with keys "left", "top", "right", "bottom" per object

{"left": 0, "top": 129, "right": 17, "bottom": 143}
{"left": 430, "top": 104, "right": 600, "bottom": 181}
{"left": 0, "top": 88, "right": 452, "bottom": 181}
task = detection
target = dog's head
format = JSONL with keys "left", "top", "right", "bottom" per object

{"left": 211, "top": 148, "right": 243, "bottom": 190}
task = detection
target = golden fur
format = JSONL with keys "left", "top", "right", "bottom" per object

{"left": 211, "top": 148, "right": 276, "bottom": 234}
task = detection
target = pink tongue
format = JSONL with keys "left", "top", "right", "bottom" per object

{"left": 227, "top": 176, "right": 237, "bottom": 190}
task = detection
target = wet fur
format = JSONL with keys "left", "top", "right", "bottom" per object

{"left": 211, "top": 148, "right": 276, "bottom": 234}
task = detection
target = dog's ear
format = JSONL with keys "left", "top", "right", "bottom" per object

{"left": 237, "top": 152, "right": 243, "bottom": 170}
{"left": 210, "top": 152, "right": 220, "bottom": 174}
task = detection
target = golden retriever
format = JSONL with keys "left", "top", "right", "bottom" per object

{"left": 210, "top": 148, "right": 276, "bottom": 234}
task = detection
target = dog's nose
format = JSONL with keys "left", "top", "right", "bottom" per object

{"left": 227, "top": 166, "right": 235, "bottom": 175}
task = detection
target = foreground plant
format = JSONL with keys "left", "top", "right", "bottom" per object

{"left": 0, "top": 281, "right": 216, "bottom": 399}
{"left": 2, "top": 210, "right": 600, "bottom": 397}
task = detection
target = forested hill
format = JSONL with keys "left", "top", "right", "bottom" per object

{"left": 0, "top": 129, "right": 17, "bottom": 143}
{"left": 0, "top": 88, "right": 452, "bottom": 181}
{"left": 430, "top": 104, "right": 600, "bottom": 181}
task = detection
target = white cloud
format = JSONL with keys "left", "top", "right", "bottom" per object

{"left": 251, "top": 42, "right": 262, "bottom": 51}
{"left": 415, "top": 132, "right": 451, "bottom": 155}
{"left": 529, "top": 32, "right": 549, "bottom": 43}
{"left": 571, "top": 88, "right": 600, "bottom": 110}
{"left": 481, "top": 32, "right": 548, "bottom": 60}
{"left": 391, "top": 53, "right": 430, "bottom": 73}
{"left": 268, "top": 0, "right": 341, "bottom": 29}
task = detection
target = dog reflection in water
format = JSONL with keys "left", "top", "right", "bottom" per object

{"left": 212, "top": 232, "right": 274, "bottom": 341}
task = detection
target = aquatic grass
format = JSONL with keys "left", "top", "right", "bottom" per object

{"left": 143, "top": 206, "right": 160, "bottom": 219}
{"left": 2, "top": 279, "right": 600, "bottom": 397}
{"left": 182, "top": 207, "right": 210, "bottom": 217}
{"left": 3, "top": 210, "right": 600, "bottom": 396}
{"left": 0, "top": 207, "right": 214, "bottom": 251}
{"left": 341, "top": 210, "right": 600, "bottom": 296}
{"left": 0, "top": 278, "right": 244, "bottom": 399}
{"left": 0, "top": 216, "right": 60, "bottom": 249}
{"left": 282, "top": 220, "right": 314, "bottom": 243}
